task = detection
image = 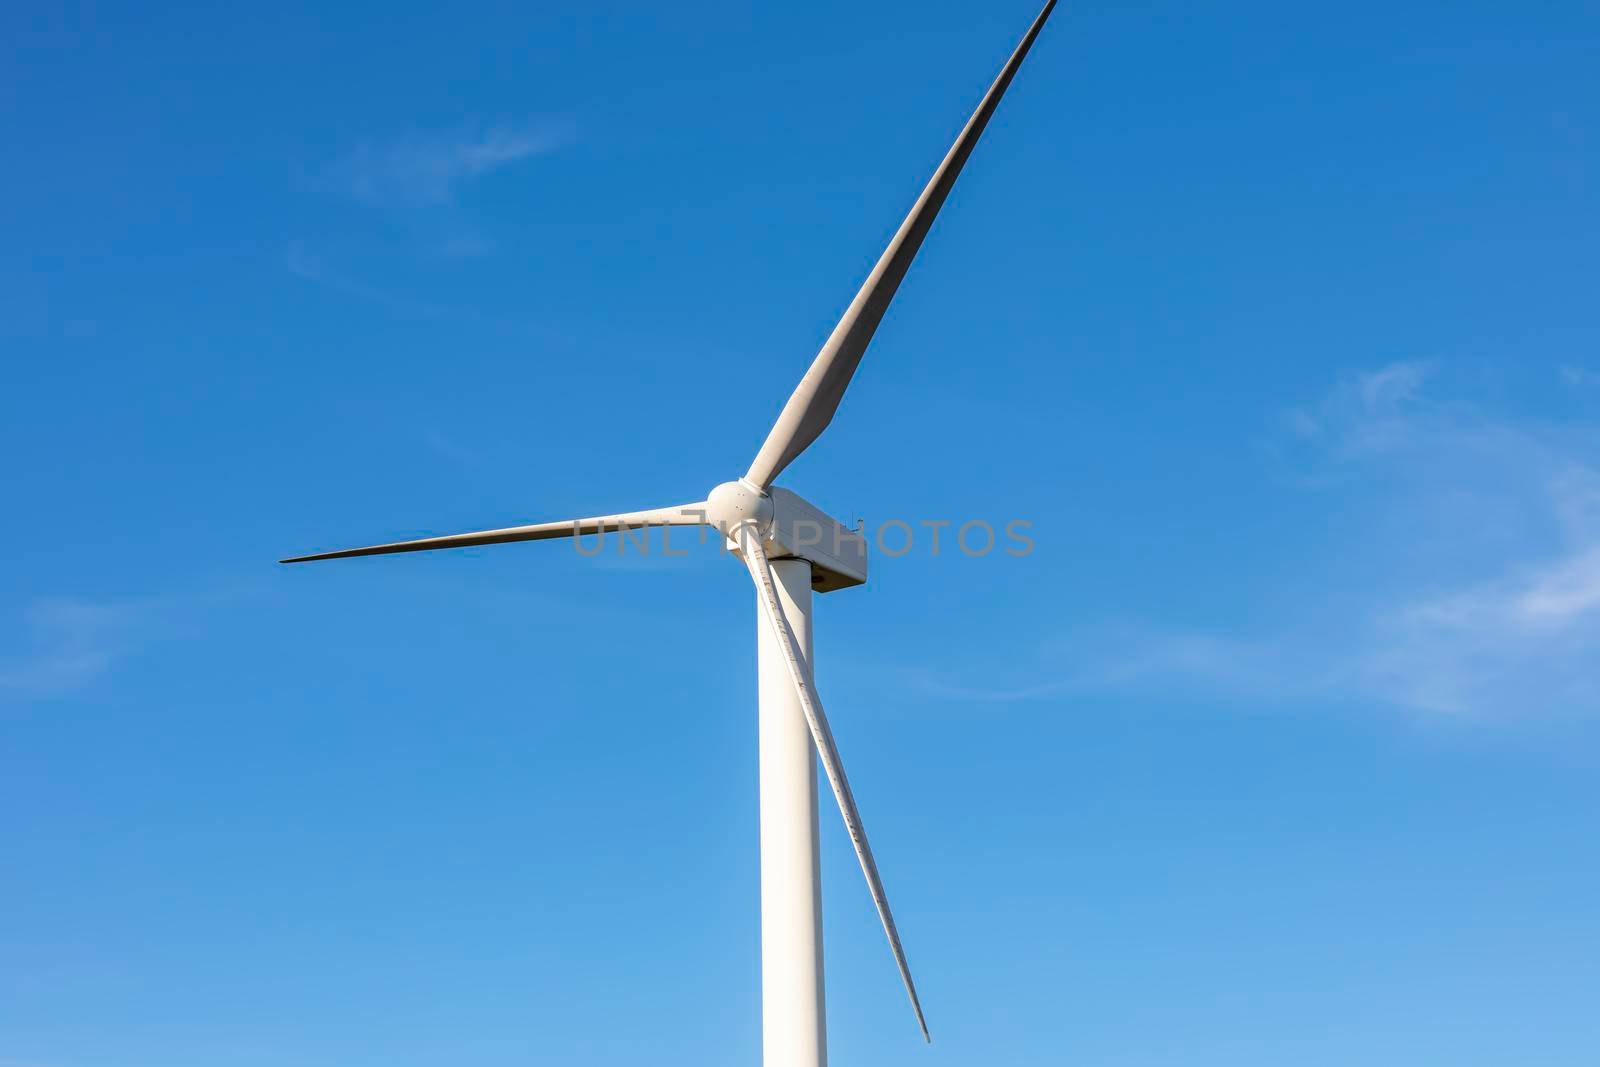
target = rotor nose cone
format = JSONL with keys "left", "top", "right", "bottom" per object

{"left": 706, "top": 480, "right": 774, "bottom": 536}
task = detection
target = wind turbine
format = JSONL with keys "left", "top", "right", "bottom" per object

{"left": 282, "top": 3, "right": 1057, "bottom": 1062}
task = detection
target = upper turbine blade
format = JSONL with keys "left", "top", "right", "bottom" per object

{"left": 280, "top": 502, "right": 710, "bottom": 564}
{"left": 739, "top": 528, "right": 931, "bottom": 1042}
{"left": 744, "top": 0, "right": 1058, "bottom": 489}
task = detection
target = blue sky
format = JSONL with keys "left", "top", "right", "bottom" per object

{"left": 4, "top": 1, "right": 1599, "bottom": 1064}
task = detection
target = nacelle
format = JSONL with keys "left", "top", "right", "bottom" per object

{"left": 763, "top": 487, "right": 868, "bottom": 593}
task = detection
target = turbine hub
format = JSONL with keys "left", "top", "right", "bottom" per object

{"left": 706, "top": 479, "right": 774, "bottom": 537}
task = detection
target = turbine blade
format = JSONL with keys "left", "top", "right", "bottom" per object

{"left": 739, "top": 527, "right": 930, "bottom": 1042}
{"left": 280, "top": 502, "right": 711, "bottom": 564}
{"left": 744, "top": 0, "right": 1058, "bottom": 489}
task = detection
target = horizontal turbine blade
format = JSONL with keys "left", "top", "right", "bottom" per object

{"left": 280, "top": 502, "right": 710, "bottom": 564}
{"left": 745, "top": 0, "right": 1058, "bottom": 490}
{"left": 739, "top": 527, "right": 930, "bottom": 1042}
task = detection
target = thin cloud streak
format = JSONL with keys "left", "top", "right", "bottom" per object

{"left": 0, "top": 597, "right": 148, "bottom": 697}
{"left": 284, "top": 240, "right": 544, "bottom": 336}
{"left": 1560, "top": 365, "right": 1600, "bottom": 388}
{"left": 316, "top": 121, "right": 571, "bottom": 207}
{"left": 1514, "top": 547, "right": 1600, "bottom": 624}
{"left": 921, "top": 362, "right": 1600, "bottom": 719}
{"left": 1281, "top": 359, "right": 1436, "bottom": 463}
{"left": 913, "top": 626, "right": 1337, "bottom": 706}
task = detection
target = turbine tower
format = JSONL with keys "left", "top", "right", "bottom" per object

{"left": 282, "top": 4, "right": 1057, "bottom": 1062}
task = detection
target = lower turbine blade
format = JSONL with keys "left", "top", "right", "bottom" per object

{"left": 740, "top": 527, "right": 930, "bottom": 1043}
{"left": 280, "top": 502, "right": 711, "bottom": 563}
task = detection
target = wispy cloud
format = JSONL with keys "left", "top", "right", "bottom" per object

{"left": 285, "top": 240, "right": 542, "bottom": 334}
{"left": 924, "top": 362, "right": 1600, "bottom": 718}
{"left": 1365, "top": 546, "right": 1600, "bottom": 713}
{"left": 913, "top": 625, "right": 1335, "bottom": 705}
{"left": 0, "top": 597, "right": 151, "bottom": 698}
{"left": 1514, "top": 546, "right": 1600, "bottom": 623}
{"left": 286, "top": 240, "right": 416, "bottom": 310}
{"left": 1280, "top": 359, "right": 1435, "bottom": 461}
{"left": 316, "top": 121, "right": 570, "bottom": 207}
{"left": 423, "top": 428, "right": 482, "bottom": 466}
